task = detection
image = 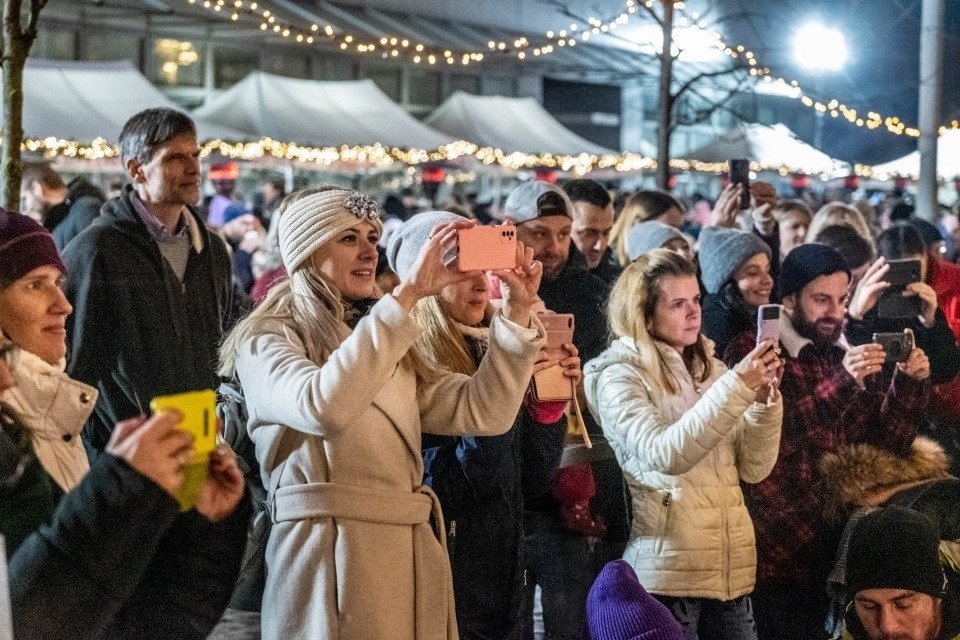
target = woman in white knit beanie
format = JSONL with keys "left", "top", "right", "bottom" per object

{"left": 220, "top": 187, "right": 547, "bottom": 640}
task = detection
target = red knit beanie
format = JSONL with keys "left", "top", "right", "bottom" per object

{"left": 0, "top": 209, "right": 66, "bottom": 284}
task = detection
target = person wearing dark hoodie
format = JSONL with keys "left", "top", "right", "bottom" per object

{"left": 62, "top": 108, "right": 240, "bottom": 450}
{"left": 0, "top": 211, "right": 249, "bottom": 640}
{"left": 507, "top": 180, "right": 630, "bottom": 640}
{"left": 698, "top": 226, "right": 775, "bottom": 359}
{"left": 388, "top": 211, "right": 573, "bottom": 640}
{"left": 20, "top": 166, "right": 106, "bottom": 251}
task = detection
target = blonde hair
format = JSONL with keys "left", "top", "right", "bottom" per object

{"left": 610, "top": 190, "right": 682, "bottom": 266}
{"left": 607, "top": 249, "right": 713, "bottom": 394}
{"left": 771, "top": 199, "right": 813, "bottom": 226}
{"left": 406, "top": 296, "right": 494, "bottom": 380}
{"left": 219, "top": 185, "right": 364, "bottom": 377}
{"left": 808, "top": 202, "right": 875, "bottom": 248}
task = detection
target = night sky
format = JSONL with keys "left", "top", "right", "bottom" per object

{"left": 709, "top": 0, "right": 960, "bottom": 164}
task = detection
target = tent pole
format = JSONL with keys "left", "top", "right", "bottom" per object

{"left": 917, "top": 0, "right": 944, "bottom": 222}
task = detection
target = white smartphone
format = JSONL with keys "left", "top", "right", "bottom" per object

{"left": 756, "top": 304, "right": 782, "bottom": 345}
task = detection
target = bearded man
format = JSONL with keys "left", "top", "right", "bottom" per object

{"left": 726, "top": 243, "right": 931, "bottom": 640}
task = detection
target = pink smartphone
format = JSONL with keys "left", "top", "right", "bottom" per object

{"left": 756, "top": 304, "right": 781, "bottom": 345}
{"left": 539, "top": 313, "right": 575, "bottom": 350}
{"left": 457, "top": 223, "right": 517, "bottom": 272}
{"left": 532, "top": 365, "right": 573, "bottom": 401}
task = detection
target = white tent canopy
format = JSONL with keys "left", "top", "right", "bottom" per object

{"left": 192, "top": 71, "right": 455, "bottom": 150}
{"left": 13, "top": 58, "right": 243, "bottom": 143}
{"left": 871, "top": 130, "right": 960, "bottom": 179}
{"left": 686, "top": 123, "right": 849, "bottom": 175}
{"left": 426, "top": 91, "right": 644, "bottom": 157}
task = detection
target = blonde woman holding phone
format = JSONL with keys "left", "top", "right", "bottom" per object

{"left": 585, "top": 249, "right": 783, "bottom": 640}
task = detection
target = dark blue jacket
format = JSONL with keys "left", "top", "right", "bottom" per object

{"left": 423, "top": 383, "right": 566, "bottom": 640}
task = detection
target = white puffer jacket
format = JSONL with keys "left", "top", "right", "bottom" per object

{"left": 584, "top": 337, "right": 782, "bottom": 601}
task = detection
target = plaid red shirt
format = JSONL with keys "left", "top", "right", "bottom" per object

{"left": 726, "top": 329, "right": 929, "bottom": 586}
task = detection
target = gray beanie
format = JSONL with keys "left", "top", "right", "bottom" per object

{"left": 698, "top": 226, "right": 772, "bottom": 294}
{"left": 386, "top": 210, "right": 465, "bottom": 279}
{"left": 627, "top": 220, "right": 687, "bottom": 262}
{"left": 503, "top": 180, "right": 573, "bottom": 224}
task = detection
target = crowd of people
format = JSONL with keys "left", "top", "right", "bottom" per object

{"left": 3, "top": 106, "right": 960, "bottom": 640}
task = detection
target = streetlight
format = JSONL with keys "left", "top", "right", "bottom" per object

{"left": 793, "top": 22, "right": 848, "bottom": 71}
{"left": 793, "top": 22, "right": 848, "bottom": 148}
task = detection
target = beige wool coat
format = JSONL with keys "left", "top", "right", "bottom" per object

{"left": 235, "top": 295, "right": 544, "bottom": 640}
{"left": 584, "top": 337, "right": 782, "bottom": 601}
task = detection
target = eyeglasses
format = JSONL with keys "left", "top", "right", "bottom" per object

{"left": 0, "top": 341, "right": 19, "bottom": 374}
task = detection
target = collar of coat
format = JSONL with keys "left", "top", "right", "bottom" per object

{"left": 780, "top": 309, "right": 847, "bottom": 359}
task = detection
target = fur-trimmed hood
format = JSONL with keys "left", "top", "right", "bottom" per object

{"left": 821, "top": 437, "right": 953, "bottom": 523}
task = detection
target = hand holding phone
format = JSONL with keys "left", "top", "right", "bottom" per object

{"left": 150, "top": 389, "right": 218, "bottom": 511}
{"left": 532, "top": 313, "right": 576, "bottom": 401}
{"left": 873, "top": 330, "right": 914, "bottom": 363}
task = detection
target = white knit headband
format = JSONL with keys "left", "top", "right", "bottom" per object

{"left": 278, "top": 189, "right": 384, "bottom": 273}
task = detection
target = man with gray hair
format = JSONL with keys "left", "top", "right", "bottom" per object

{"left": 62, "top": 107, "right": 238, "bottom": 450}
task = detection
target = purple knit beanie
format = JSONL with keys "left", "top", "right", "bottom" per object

{"left": 0, "top": 209, "right": 66, "bottom": 284}
{"left": 585, "top": 561, "right": 685, "bottom": 640}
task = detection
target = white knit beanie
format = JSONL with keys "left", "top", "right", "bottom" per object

{"left": 278, "top": 189, "right": 384, "bottom": 273}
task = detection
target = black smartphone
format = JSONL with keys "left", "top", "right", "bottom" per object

{"left": 728, "top": 159, "right": 750, "bottom": 210}
{"left": 873, "top": 331, "right": 914, "bottom": 363}
{"left": 877, "top": 259, "right": 922, "bottom": 319}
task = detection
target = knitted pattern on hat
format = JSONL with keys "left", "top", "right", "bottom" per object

{"left": 278, "top": 190, "right": 383, "bottom": 273}
{"left": 627, "top": 220, "right": 686, "bottom": 262}
{"left": 586, "top": 561, "right": 685, "bottom": 640}
{"left": 386, "top": 210, "right": 465, "bottom": 280}
{"left": 504, "top": 180, "right": 573, "bottom": 224}
{"left": 697, "top": 226, "right": 772, "bottom": 295}
{"left": 0, "top": 209, "right": 66, "bottom": 283}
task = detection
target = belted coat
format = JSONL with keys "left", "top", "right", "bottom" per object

{"left": 234, "top": 295, "right": 544, "bottom": 640}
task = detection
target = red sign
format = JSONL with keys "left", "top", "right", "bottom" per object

{"left": 534, "top": 168, "right": 557, "bottom": 183}
{"left": 421, "top": 167, "right": 446, "bottom": 183}
{"left": 791, "top": 174, "right": 810, "bottom": 190}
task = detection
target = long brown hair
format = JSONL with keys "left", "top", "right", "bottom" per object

{"left": 607, "top": 249, "right": 712, "bottom": 394}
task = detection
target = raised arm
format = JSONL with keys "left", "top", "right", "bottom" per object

{"left": 237, "top": 294, "right": 421, "bottom": 437}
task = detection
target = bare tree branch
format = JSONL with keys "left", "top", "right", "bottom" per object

{"left": 673, "top": 66, "right": 743, "bottom": 102}
{"left": 26, "top": 0, "right": 49, "bottom": 40}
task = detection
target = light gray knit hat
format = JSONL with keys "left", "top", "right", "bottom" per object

{"left": 697, "top": 226, "right": 772, "bottom": 294}
{"left": 627, "top": 220, "right": 687, "bottom": 262}
{"left": 277, "top": 189, "right": 384, "bottom": 273}
{"left": 386, "top": 210, "right": 466, "bottom": 280}
{"left": 503, "top": 180, "right": 573, "bottom": 224}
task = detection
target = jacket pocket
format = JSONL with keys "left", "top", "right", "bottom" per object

{"left": 654, "top": 491, "right": 672, "bottom": 555}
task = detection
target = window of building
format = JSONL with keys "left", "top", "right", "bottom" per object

{"left": 215, "top": 47, "right": 258, "bottom": 88}
{"left": 483, "top": 76, "right": 514, "bottom": 97}
{"left": 366, "top": 68, "right": 402, "bottom": 101}
{"left": 151, "top": 38, "right": 203, "bottom": 87}
{"left": 82, "top": 33, "right": 140, "bottom": 64}
{"left": 409, "top": 69, "right": 441, "bottom": 105}
{"left": 33, "top": 28, "right": 76, "bottom": 61}
{"left": 262, "top": 51, "right": 310, "bottom": 79}
{"left": 448, "top": 73, "right": 479, "bottom": 96}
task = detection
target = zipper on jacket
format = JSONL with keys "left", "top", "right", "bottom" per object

{"left": 655, "top": 491, "right": 671, "bottom": 555}
{"left": 449, "top": 520, "right": 457, "bottom": 537}
{"left": 722, "top": 496, "right": 730, "bottom": 598}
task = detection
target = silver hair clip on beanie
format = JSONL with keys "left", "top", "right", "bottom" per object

{"left": 278, "top": 189, "right": 384, "bottom": 273}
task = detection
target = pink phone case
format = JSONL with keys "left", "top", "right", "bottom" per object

{"left": 540, "top": 313, "right": 575, "bottom": 350}
{"left": 756, "top": 304, "right": 781, "bottom": 345}
{"left": 457, "top": 225, "right": 517, "bottom": 272}
{"left": 532, "top": 365, "right": 573, "bottom": 401}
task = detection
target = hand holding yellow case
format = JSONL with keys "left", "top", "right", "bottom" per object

{"left": 150, "top": 389, "right": 218, "bottom": 511}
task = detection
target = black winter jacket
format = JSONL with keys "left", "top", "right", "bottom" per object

{"left": 590, "top": 248, "right": 623, "bottom": 288}
{"left": 0, "top": 410, "right": 250, "bottom": 640}
{"left": 702, "top": 284, "right": 756, "bottom": 359}
{"left": 422, "top": 356, "right": 566, "bottom": 640}
{"left": 45, "top": 177, "right": 106, "bottom": 251}
{"left": 62, "top": 185, "right": 242, "bottom": 450}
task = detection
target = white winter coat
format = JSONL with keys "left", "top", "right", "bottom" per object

{"left": 584, "top": 337, "right": 782, "bottom": 601}
{"left": 0, "top": 349, "right": 96, "bottom": 490}
{"left": 235, "top": 295, "right": 544, "bottom": 640}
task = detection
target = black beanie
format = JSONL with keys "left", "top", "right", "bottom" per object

{"left": 846, "top": 506, "right": 944, "bottom": 600}
{"left": 779, "top": 243, "right": 850, "bottom": 298}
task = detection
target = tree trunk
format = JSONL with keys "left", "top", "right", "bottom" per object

{"left": 656, "top": 0, "right": 675, "bottom": 190}
{"left": 1, "top": 0, "right": 35, "bottom": 212}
